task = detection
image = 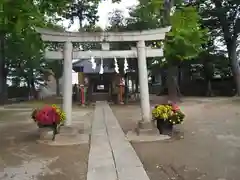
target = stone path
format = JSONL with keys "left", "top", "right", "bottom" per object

{"left": 87, "top": 101, "right": 150, "bottom": 180}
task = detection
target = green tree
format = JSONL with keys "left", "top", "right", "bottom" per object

{"left": 126, "top": 0, "right": 164, "bottom": 30}
{"left": 62, "top": 0, "right": 100, "bottom": 29}
{"left": 165, "top": 6, "right": 208, "bottom": 61}
{"left": 123, "top": 0, "right": 208, "bottom": 100}
{"left": 5, "top": 32, "right": 45, "bottom": 98}
{"left": 164, "top": 6, "right": 208, "bottom": 100}
{"left": 0, "top": 0, "right": 70, "bottom": 103}
{"left": 197, "top": 0, "right": 240, "bottom": 95}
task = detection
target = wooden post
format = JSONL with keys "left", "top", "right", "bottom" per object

{"left": 78, "top": 71, "right": 85, "bottom": 105}
{"left": 119, "top": 78, "right": 124, "bottom": 104}
{"left": 80, "top": 85, "right": 85, "bottom": 105}
{"left": 124, "top": 73, "right": 128, "bottom": 104}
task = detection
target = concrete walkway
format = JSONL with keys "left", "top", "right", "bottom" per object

{"left": 87, "top": 101, "right": 150, "bottom": 180}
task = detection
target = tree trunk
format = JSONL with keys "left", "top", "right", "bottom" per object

{"left": 0, "top": 33, "right": 3, "bottom": 104}
{"left": 0, "top": 32, "right": 7, "bottom": 104}
{"left": 30, "top": 78, "right": 37, "bottom": 99}
{"left": 78, "top": 16, "right": 83, "bottom": 29}
{"left": 227, "top": 39, "right": 240, "bottom": 95}
{"left": 164, "top": 0, "right": 174, "bottom": 26}
{"left": 26, "top": 79, "right": 31, "bottom": 99}
{"left": 56, "top": 78, "right": 60, "bottom": 96}
{"left": 27, "top": 80, "right": 31, "bottom": 92}
{"left": 177, "top": 65, "right": 183, "bottom": 97}
{"left": 206, "top": 80, "right": 213, "bottom": 96}
{"left": 167, "top": 66, "right": 180, "bottom": 102}
{"left": 2, "top": 76, "right": 7, "bottom": 102}
{"left": 203, "top": 61, "right": 214, "bottom": 96}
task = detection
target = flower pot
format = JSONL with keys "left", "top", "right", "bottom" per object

{"left": 156, "top": 119, "right": 173, "bottom": 135}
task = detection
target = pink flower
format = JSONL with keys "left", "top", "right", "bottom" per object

{"left": 172, "top": 103, "right": 180, "bottom": 111}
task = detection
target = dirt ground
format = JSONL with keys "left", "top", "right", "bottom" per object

{"left": 0, "top": 109, "right": 91, "bottom": 180}
{"left": 112, "top": 97, "right": 240, "bottom": 180}
{"left": 2, "top": 97, "right": 240, "bottom": 180}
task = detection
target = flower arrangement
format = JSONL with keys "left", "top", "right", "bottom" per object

{"left": 152, "top": 103, "right": 185, "bottom": 125}
{"left": 31, "top": 104, "right": 66, "bottom": 140}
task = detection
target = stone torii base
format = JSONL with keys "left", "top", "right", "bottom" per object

{"left": 37, "top": 126, "right": 89, "bottom": 146}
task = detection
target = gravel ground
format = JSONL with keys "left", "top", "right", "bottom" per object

{"left": 112, "top": 97, "right": 240, "bottom": 180}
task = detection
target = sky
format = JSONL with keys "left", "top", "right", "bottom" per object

{"left": 63, "top": 0, "right": 138, "bottom": 31}
{"left": 63, "top": 0, "right": 138, "bottom": 84}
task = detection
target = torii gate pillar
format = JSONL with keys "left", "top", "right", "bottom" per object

{"left": 137, "top": 40, "right": 151, "bottom": 122}
{"left": 63, "top": 41, "right": 73, "bottom": 126}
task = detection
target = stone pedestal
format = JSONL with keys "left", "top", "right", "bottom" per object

{"left": 133, "top": 120, "right": 184, "bottom": 140}
{"left": 134, "top": 121, "right": 155, "bottom": 136}
{"left": 126, "top": 129, "right": 170, "bottom": 142}
{"left": 39, "top": 128, "right": 54, "bottom": 141}
{"left": 37, "top": 126, "right": 89, "bottom": 146}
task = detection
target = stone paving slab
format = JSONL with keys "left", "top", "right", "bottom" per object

{"left": 87, "top": 168, "right": 117, "bottom": 180}
{"left": 103, "top": 103, "right": 150, "bottom": 180}
{"left": 117, "top": 167, "right": 150, "bottom": 180}
{"left": 87, "top": 102, "right": 118, "bottom": 180}
{"left": 87, "top": 101, "right": 150, "bottom": 180}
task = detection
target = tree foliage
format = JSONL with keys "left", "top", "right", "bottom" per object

{"left": 61, "top": 0, "right": 100, "bottom": 29}
{"left": 126, "top": 0, "right": 164, "bottom": 30}
{"left": 196, "top": 0, "right": 240, "bottom": 94}
{"left": 0, "top": 0, "right": 70, "bottom": 102}
{"left": 1, "top": 0, "right": 70, "bottom": 33}
{"left": 197, "top": 0, "right": 240, "bottom": 41}
{"left": 164, "top": 6, "right": 208, "bottom": 63}
{"left": 2, "top": 0, "right": 239, "bottom": 101}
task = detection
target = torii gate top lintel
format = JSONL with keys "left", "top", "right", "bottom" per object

{"left": 35, "top": 26, "right": 171, "bottom": 42}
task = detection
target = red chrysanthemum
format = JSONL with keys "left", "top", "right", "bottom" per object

{"left": 35, "top": 105, "right": 60, "bottom": 125}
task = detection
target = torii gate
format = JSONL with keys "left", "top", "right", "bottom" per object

{"left": 36, "top": 27, "right": 170, "bottom": 126}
